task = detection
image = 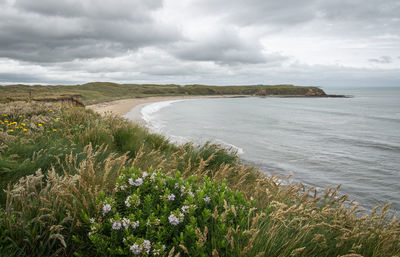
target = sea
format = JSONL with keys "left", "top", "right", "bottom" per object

{"left": 126, "top": 87, "right": 400, "bottom": 215}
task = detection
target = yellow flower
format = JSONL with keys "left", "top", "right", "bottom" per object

{"left": 9, "top": 129, "right": 14, "bottom": 132}
{"left": 38, "top": 124, "right": 43, "bottom": 126}
{"left": 4, "top": 120, "right": 8, "bottom": 123}
{"left": 21, "top": 123, "right": 26, "bottom": 126}
{"left": 56, "top": 117, "right": 60, "bottom": 120}
{"left": 46, "top": 131, "right": 50, "bottom": 133}
{"left": 3, "top": 114, "right": 7, "bottom": 116}
{"left": 49, "top": 110, "right": 53, "bottom": 112}
{"left": 52, "top": 129, "right": 57, "bottom": 132}
{"left": 18, "top": 115, "right": 22, "bottom": 117}
{"left": 23, "top": 128, "right": 28, "bottom": 132}
{"left": 15, "top": 126, "right": 19, "bottom": 129}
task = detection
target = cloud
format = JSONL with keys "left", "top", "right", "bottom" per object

{"left": 369, "top": 56, "right": 393, "bottom": 64}
{"left": 0, "top": 0, "right": 399, "bottom": 86}
{"left": 0, "top": 0, "right": 180, "bottom": 63}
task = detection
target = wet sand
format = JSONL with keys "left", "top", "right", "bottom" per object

{"left": 87, "top": 95, "right": 247, "bottom": 124}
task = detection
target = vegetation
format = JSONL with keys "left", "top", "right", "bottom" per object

{"left": 0, "top": 82, "right": 326, "bottom": 105}
{"left": 0, "top": 101, "right": 399, "bottom": 256}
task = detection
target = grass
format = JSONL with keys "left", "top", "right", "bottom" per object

{"left": 0, "top": 82, "right": 326, "bottom": 105}
{"left": 0, "top": 101, "right": 399, "bottom": 256}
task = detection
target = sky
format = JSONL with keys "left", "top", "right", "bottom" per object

{"left": 0, "top": 0, "right": 399, "bottom": 87}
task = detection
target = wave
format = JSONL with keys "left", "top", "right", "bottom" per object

{"left": 214, "top": 139, "right": 244, "bottom": 155}
{"left": 141, "top": 100, "right": 183, "bottom": 133}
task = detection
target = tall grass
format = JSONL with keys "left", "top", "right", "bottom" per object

{"left": 0, "top": 102, "right": 399, "bottom": 256}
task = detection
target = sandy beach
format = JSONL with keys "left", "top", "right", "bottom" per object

{"left": 87, "top": 95, "right": 248, "bottom": 124}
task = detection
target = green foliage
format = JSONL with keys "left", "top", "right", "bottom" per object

{"left": 1, "top": 102, "right": 400, "bottom": 257}
{"left": 86, "top": 167, "right": 254, "bottom": 256}
{"left": 0, "top": 82, "right": 326, "bottom": 105}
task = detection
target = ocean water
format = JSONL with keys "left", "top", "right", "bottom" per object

{"left": 135, "top": 87, "right": 400, "bottom": 214}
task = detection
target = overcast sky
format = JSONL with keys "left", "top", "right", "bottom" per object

{"left": 0, "top": 0, "right": 399, "bottom": 87}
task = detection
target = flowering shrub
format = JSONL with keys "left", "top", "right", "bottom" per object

{"left": 86, "top": 167, "right": 254, "bottom": 256}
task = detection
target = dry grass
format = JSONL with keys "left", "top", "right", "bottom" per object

{"left": 0, "top": 102, "right": 399, "bottom": 256}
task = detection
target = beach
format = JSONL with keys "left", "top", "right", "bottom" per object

{"left": 87, "top": 95, "right": 247, "bottom": 124}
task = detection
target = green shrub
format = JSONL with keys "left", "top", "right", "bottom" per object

{"left": 85, "top": 167, "right": 254, "bottom": 256}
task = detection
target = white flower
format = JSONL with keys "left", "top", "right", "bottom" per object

{"left": 203, "top": 196, "right": 211, "bottom": 204}
{"left": 181, "top": 205, "right": 190, "bottom": 213}
{"left": 142, "top": 172, "right": 148, "bottom": 178}
{"left": 167, "top": 194, "right": 175, "bottom": 201}
{"left": 150, "top": 173, "right": 155, "bottom": 181}
{"left": 103, "top": 204, "right": 112, "bottom": 214}
{"left": 128, "top": 178, "right": 134, "bottom": 185}
{"left": 112, "top": 221, "right": 122, "bottom": 230}
{"left": 180, "top": 185, "right": 185, "bottom": 193}
{"left": 174, "top": 183, "right": 179, "bottom": 189}
{"left": 130, "top": 243, "right": 143, "bottom": 255}
{"left": 122, "top": 218, "right": 131, "bottom": 229}
{"left": 143, "top": 240, "right": 151, "bottom": 253}
{"left": 133, "top": 178, "right": 143, "bottom": 187}
{"left": 89, "top": 218, "right": 95, "bottom": 224}
{"left": 132, "top": 220, "right": 140, "bottom": 229}
{"left": 120, "top": 185, "right": 127, "bottom": 191}
{"left": 168, "top": 213, "right": 184, "bottom": 226}
{"left": 188, "top": 191, "right": 194, "bottom": 197}
{"left": 125, "top": 196, "right": 131, "bottom": 207}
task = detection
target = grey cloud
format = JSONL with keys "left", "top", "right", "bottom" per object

{"left": 14, "top": 0, "right": 162, "bottom": 21}
{"left": 369, "top": 56, "right": 393, "bottom": 64}
{"left": 0, "top": 0, "right": 179, "bottom": 63}
{"left": 192, "top": 0, "right": 318, "bottom": 26}
{"left": 171, "top": 29, "right": 286, "bottom": 65}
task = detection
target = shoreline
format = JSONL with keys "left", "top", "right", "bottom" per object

{"left": 87, "top": 95, "right": 249, "bottom": 124}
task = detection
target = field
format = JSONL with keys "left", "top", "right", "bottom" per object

{"left": 0, "top": 101, "right": 399, "bottom": 256}
{"left": 0, "top": 82, "right": 326, "bottom": 105}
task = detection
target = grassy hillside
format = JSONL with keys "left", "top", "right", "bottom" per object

{"left": 0, "top": 101, "right": 398, "bottom": 256}
{"left": 0, "top": 82, "right": 326, "bottom": 105}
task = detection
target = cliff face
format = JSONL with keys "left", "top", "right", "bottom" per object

{"left": 34, "top": 95, "right": 85, "bottom": 107}
{"left": 305, "top": 88, "right": 327, "bottom": 96}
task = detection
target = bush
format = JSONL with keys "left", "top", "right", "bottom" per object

{"left": 85, "top": 167, "right": 255, "bottom": 256}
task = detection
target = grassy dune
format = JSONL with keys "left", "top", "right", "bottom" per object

{"left": 0, "top": 101, "right": 399, "bottom": 256}
{"left": 0, "top": 82, "right": 326, "bottom": 105}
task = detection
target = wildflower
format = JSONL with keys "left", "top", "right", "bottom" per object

{"left": 56, "top": 117, "right": 60, "bottom": 120}
{"left": 180, "top": 185, "right": 185, "bottom": 193}
{"left": 38, "top": 124, "right": 42, "bottom": 126}
{"left": 131, "top": 220, "right": 140, "bottom": 229}
{"left": 46, "top": 131, "right": 50, "bottom": 133}
{"left": 130, "top": 243, "right": 143, "bottom": 255}
{"left": 9, "top": 129, "right": 14, "bottom": 132}
{"left": 112, "top": 221, "right": 122, "bottom": 230}
{"left": 4, "top": 120, "right": 8, "bottom": 123}
{"left": 188, "top": 191, "right": 194, "bottom": 197}
{"left": 120, "top": 184, "right": 127, "bottom": 191}
{"left": 150, "top": 173, "right": 156, "bottom": 181}
{"left": 23, "top": 128, "right": 28, "bottom": 132}
{"left": 125, "top": 196, "right": 132, "bottom": 207}
{"left": 89, "top": 218, "right": 95, "bottom": 224}
{"left": 175, "top": 183, "right": 180, "bottom": 189}
{"left": 21, "top": 123, "right": 26, "bottom": 126}
{"left": 181, "top": 205, "right": 190, "bottom": 213}
{"left": 129, "top": 177, "right": 143, "bottom": 187}
{"left": 103, "top": 204, "right": 112, "bottom": 214}
{"left": 142, "top": 171, "right": 148, "bottom": 178}
{"left": 122, "top": 218, "right": 130, "bottom": 229}
{"left": 18, "top": 115, "right": 22, "bottom": 117}
{"left": 167, "top": 194, "right": 175, "bottom": 201}
{"left": 168, "top": 213, "right": 184, "bottom": 226}
{"left": 143, "top": 240, "right": 151, "bottom": 253}
{"left": 49, "top": 110, "right": 53, "bottom": 112}
{"left": 53, "top": 129, "right": 57, "bottom": 132}
{"left": 204, "top": 196, "right": 211, "bottom": 204}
